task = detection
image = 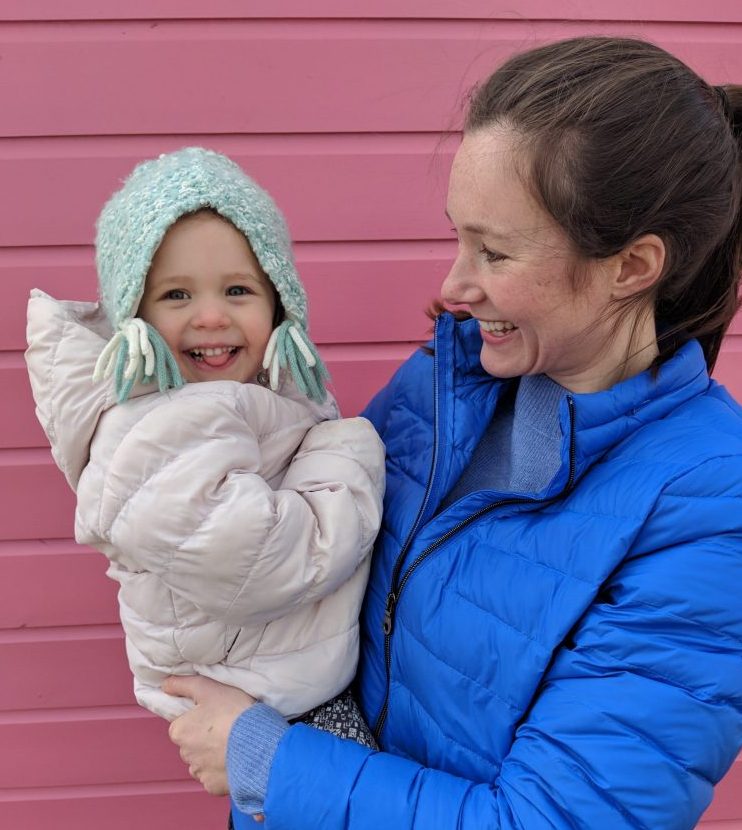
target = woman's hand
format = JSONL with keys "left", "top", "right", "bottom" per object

{"left": 162, "top": 675, "right": 256, "bottom": 796}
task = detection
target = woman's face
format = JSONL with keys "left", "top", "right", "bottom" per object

{"left": 442, "top": 127, "right": 631, "bottom": 393}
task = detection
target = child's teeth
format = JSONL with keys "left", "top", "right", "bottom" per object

{"left": 191, "top": 347, "right": 235, "bottom": 357}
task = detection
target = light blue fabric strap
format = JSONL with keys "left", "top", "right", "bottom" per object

{"left": 96, "top": 318, "right": 184, "bottom": 403}
{"left": 263, "top": 319, "right": 329, "bottom": 403}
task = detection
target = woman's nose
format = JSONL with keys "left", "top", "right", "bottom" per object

{"left": 440, "top": 257, "right": 485, "bottom": 306}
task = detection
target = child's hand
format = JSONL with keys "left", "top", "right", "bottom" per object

{"left": 163, "top": 675, "right": 256, "bottom": 796}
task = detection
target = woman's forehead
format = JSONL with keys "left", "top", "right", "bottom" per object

{"left": 447, "top": 128, "right": 554, "bottom": 239}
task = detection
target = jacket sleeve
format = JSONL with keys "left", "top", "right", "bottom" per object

{"left": 25, "top": 290, "right": 114, "bottom": 489}
{"left": 93, "top": 388, "right": 386, "bottom": 625}
{"left": 260, "top": 454, "right": 742, "bottom": 829}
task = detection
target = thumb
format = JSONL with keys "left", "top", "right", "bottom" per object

{"left": 161, "top": 674, "right": 204, "bottom": 702}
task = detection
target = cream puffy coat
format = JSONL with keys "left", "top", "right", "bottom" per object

{"left": 25, "top": 290, "right": 385, "bottom": 720}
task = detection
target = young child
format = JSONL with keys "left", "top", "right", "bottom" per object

{"left": 25, "top": 148, "right": 385, "bottom": 750}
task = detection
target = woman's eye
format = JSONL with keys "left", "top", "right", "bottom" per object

{"left": 226, "top": 285, "right": 252, "bottom": 296}
{"left": 480, "top": 244, "right": 505, "bottom": 264}
{"left": 164, "top": 289, "right": 189, "bottom": 300}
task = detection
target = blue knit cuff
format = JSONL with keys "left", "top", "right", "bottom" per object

{"left": 227, "top": 702, "right": 289, "bottom": 816}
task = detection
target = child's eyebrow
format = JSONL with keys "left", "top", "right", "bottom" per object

{"left": 151, "top": 274, "right": 195, "bottom": 285}
{"left": 228, "top": 271, "right": 265, "bottom": 281}
{"left": 152, "top": 271, "right": 262, "bottom": 283}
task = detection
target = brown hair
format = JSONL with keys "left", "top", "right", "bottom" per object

{"left": 456, "top": 36, "right": 741, "bottom": 371}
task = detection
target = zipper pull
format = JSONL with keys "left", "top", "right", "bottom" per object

{"left": 382, "top": 591, "right": 397, "bottom": 635}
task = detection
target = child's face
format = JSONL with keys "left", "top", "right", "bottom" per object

{"left": 138, "top": 211, "right": 276, "bottom": 385}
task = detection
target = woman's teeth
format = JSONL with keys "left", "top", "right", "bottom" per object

{"left": 479, "top": 320, "right": 517, "bottom": 336}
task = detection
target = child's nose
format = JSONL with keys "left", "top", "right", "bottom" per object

{"left": 192, "top": 300, "right": 230, "bottom": 329}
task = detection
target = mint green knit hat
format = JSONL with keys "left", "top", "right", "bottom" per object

{"left": 92, "top": 146, "right": 328, "bottom": 403}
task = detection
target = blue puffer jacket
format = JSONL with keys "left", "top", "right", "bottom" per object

{"left": 264, "top": 314, "right": 742, "bottom": 829}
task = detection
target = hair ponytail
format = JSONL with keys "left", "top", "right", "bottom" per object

{"left": 654, "top": 84, "right": 742, "bottom": 371}
{"left": 656, "top": 212, "right": 741, "bottom": 372}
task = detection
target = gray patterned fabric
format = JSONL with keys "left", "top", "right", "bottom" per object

{"left": 298, "top": 688, "right": 377, "bottom": 749}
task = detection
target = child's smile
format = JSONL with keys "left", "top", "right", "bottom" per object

{"left": 184, "top": 344, "right": 243, "bottom": 373}
{"left": 188, "top": 344, "right": 240, "bottom": 366}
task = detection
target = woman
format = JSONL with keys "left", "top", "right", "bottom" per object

{"left": 163, "top": 36, "right": 742, "bottom": 828}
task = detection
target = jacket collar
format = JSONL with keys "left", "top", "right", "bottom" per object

{"left": 565, "top": 334, "right": 709, "bottom": 471}
{"left": 436, "top": 313, "right": 710, "bottom": 497}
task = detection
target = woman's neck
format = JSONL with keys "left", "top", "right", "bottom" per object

{"left": 553, "top": 307, "right": 659, "bottom": 394}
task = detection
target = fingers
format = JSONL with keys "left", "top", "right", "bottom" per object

{"left": 162, "top": 674, "right": 252, "bottom": 709}
{"left": 188, "top": 764, "right": 228, "bottom": 797}
{"left": 168, "top": 715, "right": 185, "bottom": 744}
{"left": 163, "top": 678, "right": 242, "bottom": 801}
{"left": 161, "top": 674, "right": 203, "bottom": 701}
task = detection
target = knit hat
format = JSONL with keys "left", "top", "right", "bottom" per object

{"left": 92, "top": 146, "right": 328, "bottom": 402}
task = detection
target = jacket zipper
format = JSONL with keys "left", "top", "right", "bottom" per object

{"left": 373, "top": 394, "right": 577, "bottom": 740}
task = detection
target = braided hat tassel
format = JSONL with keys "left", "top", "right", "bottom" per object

{"left": 262, "top": 320, "right": 328, "bottom": 403}
{"left": 93, "top": 318, "right": 184, "bottom": 403}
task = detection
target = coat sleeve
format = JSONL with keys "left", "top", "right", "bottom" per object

{"left": 260, "top": 454, "right": 742, "bottom": 829}
{"left": 25, "top": 291, "right": 114, "bottom": 489}
{"left": 92, "top": 388, "right": 386, "bottom": 625}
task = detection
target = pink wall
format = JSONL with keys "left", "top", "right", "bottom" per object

{"left": 1, "top": 3, "right": 740, "bottom": 828}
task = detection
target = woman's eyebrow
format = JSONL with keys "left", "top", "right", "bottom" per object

{"left": 444, "top": 209, "right": 512, "bottom": 239}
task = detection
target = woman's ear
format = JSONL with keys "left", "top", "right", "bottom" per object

{"left": 611, "top": 233, "right": 666, "bottom": 299}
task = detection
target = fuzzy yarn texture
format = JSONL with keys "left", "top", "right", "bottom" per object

{"left": 93, "top": 146, "right": 328, "bottom": 402}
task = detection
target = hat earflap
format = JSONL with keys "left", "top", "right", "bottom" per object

{"left": 93, "top": 318, "right": 184, "bottom": 403}
{"left": 262, "top": 319, "right": 329, "bottom": 403}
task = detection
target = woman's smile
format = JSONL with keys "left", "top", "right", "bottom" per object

{"left": 478, "top": 319, "right": 519, "bottom": 342}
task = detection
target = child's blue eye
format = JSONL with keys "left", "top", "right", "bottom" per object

{"left": 226, "top": 285, "right": 252, "bottom": 296}
{"left": 165, "top": 289, "right": 189, "bottom": 300}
